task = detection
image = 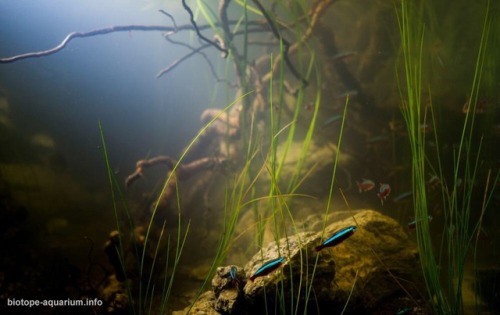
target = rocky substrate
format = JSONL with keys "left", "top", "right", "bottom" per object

{"left": 173, "top": 210, "right": 427, "bottom": 314}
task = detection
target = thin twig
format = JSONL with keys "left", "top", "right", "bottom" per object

{"left": 181, "top": 0, "right": 228, "bottom": 57}
{"left": 162, "top": 36, "right": 231, "bottom": 84}
{"left": 156, "top": 43, "right": 211, "bottom": 78}
{"left": 0, "top": 25, "right": 177, "bottom": 64}
{"left": 158, "top": 9, "right": 178, "bottom": 37}
{"left": 251, "top": 0, "right": 308, "bottom": 87}
{"left": 0, "top": 20, "right": 264, "bottom": 64}
{"left": 159, "top": 10, "right": 178, "bottom": 30}
{"left": 259, "top": 0, "right": 336, "bottom": 91}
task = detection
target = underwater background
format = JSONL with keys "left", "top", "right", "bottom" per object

{"left": 0, "top": 0, "right": 499, "bottom": 314}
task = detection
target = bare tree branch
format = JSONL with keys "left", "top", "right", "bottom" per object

{"left": 181, "top": 0, "right": 229, "bottom": 57}
{"left": 259, "top": 0, "right": 336, "bottom": 91}
{"left": 156, "top": 42, "right": 223, "bottom": 81}
{"left": 0, "top": 25, "right": 178, "bottom": 64}
{"left": 125, "top": 156, "right": 177, "bottom": 188}
{"left": 251, "top": 0, "right": 308, "bottom": 88}
{"left": 158, "top": 9, "right": 178, "bottom": 36}
{"left": 218, "top": 0, "right": 233, "bottom": 41}
{"left": 160, "top": 36, "right": 232, "bottom": 85}
{"left": 0, "top": 19, "right": 265, "bottom": 65}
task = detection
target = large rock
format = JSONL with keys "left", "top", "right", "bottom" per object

{"left": 212, "top": 265, "right": 246, "bottom": 314}
{"left": 175, "top": 210, "right": 421, "bottom": 314}
{"left": 171, "top": 291, "right": 219, "bottom": 315}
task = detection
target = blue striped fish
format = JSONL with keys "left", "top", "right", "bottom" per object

{"left": 229, "top": 265, "right": 237, "bottom": 280}
{"left": 249, "top": 257, "right": 286, "bottom": 281}
{"left": 315, "top": 226, "right": 357, "bottom": 252}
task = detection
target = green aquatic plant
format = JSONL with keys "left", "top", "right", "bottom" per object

{"left": 99, "top": 122, "right": 136, "bottom": 312}
{"left": 395, "top": 0, "right": 444, "bottom": 310}
{"left": 98, "top": 92, "right": 248, "bottom": 314}
{"left": 187, "top": 3, "right": 351, "bottom": 314}
{"left": 99, "top": 122, "right": 184, "bottom": 315}
{"left": 304, "top": 92, "right": 349, "bottom": 313}
{"left": 99, "top": 0, "right": 352, "bottom": 313}
{"left": 189, "top": 45, "right": 326, "bottom": 315}
{"left": 262, "top": 54, "right": 321, "bottom": 315}
{"left": 189, "top": 3, "right": 331, "bottom": 315}
{"left": 396, "top": 0, "right": 498, "bottom": 313}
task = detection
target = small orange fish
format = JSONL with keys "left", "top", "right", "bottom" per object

{"left": 377, "top": 183, "right": 391, "bottom": 205}
{"left": 462, "top": 99, "right": 488, "bottom": 114}
{"left": 304, "top": 103, "right": 314, "bottom": 111}
{"left": 356, "top": 179, "right": 375, "bottom": 193}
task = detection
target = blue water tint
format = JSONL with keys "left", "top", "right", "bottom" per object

{"left": 0, "top": 0, "right": 224, "bottom": 186}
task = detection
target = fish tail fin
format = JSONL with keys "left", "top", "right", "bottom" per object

{"left": 356, "top": 181, "right": 361, "bottom": 193}
{"left": 377, "top": 194, "right": 384, "bottom": 206}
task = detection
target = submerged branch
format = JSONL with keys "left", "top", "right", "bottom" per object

{"left": 251, "top": 0, "right": 309, "bottom": 88}
{"left": 125, "top": 156, "right": 177, "bottom": 188}
{"left": 125, "top": 155, "right": 222, "bottom": 210}
{"left": 0, "top": 25, "right": 179, "bottom": 64}
{"left": 218, "top": 0, "right": 233, "bottom": 41}
{"left": 156, "top": 43, "right": 212, "bottom": 78}
{"left": 257, "top": 0, "right": 336, "bottom": 92}
{"left": 158, "top": 9, "right": 178, "bottom": 32}
{"left": 181, "top": 0, "right": 228, "bottom": 57}
{"left": 159, "top": 36, "right": 233, "bottom": 85}
{"left": 0, "top": 20, "right": 264, "bottom": 65}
